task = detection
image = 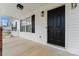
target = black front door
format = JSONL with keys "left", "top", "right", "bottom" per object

{"left": 47, "top": 5, "right": 65, "bottom": 47}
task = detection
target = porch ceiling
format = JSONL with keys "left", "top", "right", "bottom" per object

{"left": 0, "top": 3, "right": 48, "bottom": 19}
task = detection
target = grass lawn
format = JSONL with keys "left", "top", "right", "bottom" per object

{"left": 3, "top": 32, "right": 11, "bottom": 39}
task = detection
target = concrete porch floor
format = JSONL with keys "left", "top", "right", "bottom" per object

{"left": 3, "top": 36, "right": 75, "bottom": 56}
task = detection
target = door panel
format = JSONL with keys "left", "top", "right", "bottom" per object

{"left": 47, "top": 5, "right": 65, "bottom": 47}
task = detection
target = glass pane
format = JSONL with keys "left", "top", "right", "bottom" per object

{"left": 26, "top": 17, "right": 32, "bottom": 32}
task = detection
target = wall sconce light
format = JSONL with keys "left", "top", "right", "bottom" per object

{"left": 71, "top": 3, "right": 77, "bottom": 9}
{"left": 41, "top": 11, "right": 44, "bottom": 17}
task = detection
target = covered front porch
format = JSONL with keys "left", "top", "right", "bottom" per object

{"left": 1, "top": 3, "right": 79, "bottom": 56}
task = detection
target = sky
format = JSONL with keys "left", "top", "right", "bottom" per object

{"left": 0, "top": 16, "right": 9, "bottom": 26}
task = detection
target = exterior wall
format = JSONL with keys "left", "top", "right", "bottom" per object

{"left": 19, "top": 4, "right": 64, "bottom": 44}
{"left": 12, "top": 3, "right": 79, "bottom": 55}
{"left": 66, "top": 4, "right": 79, "bottom": 55}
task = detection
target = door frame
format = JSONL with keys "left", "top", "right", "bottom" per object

{"left": 47, "top": 5, "right": 65, "bottom": 47}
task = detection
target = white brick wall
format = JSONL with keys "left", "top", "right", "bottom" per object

{"left": 12, "top": 3, "right": 79, "bottom": 55}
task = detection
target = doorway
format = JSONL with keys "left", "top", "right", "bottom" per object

{"left": 47, "top": 5, "right": 65, "bottom": 47}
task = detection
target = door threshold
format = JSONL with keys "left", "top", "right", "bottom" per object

{"left": 35, "top": 41, "right": 66, "bottom": 52}
{"left": 46, "top": 43, "right": 65, "bottom": 51}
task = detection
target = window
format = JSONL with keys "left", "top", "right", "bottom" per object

{"left": 20, "top": 20, "right": 26, "bottom": 32}
{"left": 26, "top": 17, "right": 32, "bottom": 32}
{"left": 12, "top": 21, "right": 17, "bottom": 31}
{"left": 20, "top": 15, "right": 35, "bottom": 33}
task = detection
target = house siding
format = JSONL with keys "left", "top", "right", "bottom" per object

{"left": 66, "top": 4, "right": 79, "bottom": 55}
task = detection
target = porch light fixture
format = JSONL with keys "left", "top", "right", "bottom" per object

{"left": 71, "top": 3, "right": 77, "bottom": 9}
{"left": 17, "top": 4, "right": 24, "bottom": 10}
{"left": 41, "top": 11, "right": 44, "bottom": 17}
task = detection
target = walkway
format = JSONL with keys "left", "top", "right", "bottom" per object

{"left": 3, "top": 36, "right": 75, "bottom": 56}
